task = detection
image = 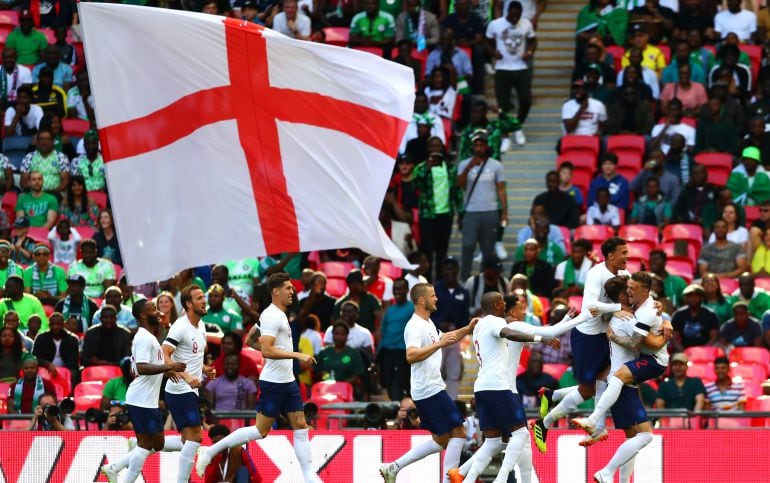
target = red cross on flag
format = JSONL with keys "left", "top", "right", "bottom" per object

{"left": 79, "top": 4, "right": 415, "bottom": 285}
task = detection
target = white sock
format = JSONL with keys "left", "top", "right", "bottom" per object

{"left": 544, "top": 389, "right": 585, "bottom": 428}
{"left": 517, "top": 434, "right": 534, "bottom": 483}
{"left": 124, "top": 446, "right": 151, "bottom": 483}
{"left": 163, "top": 435, "right": 183, "bottom": 452}
{"left": 589, "top": 376, "right": 623, "bottom": 426}
{"left": 443, "top": 438, "right": 465, "bottom": 483}
{"left": 110, "top": 452, "right": 131, "bottom": 472}
{"left": 552, "top": 386, "right": 577, "bottom": 403}
{"left": 463, "top": 437, "right": 504, "bottom": 483}
{"left": 602, "top": 432, "right": 653, "bottom": 477}
{"left": 494, "top": 427, "right": 529, "bottom": 483}
{"left": 293, "top": 428, "right": 315, "bottom": 482}
{"left": 204, "top": 426, "right": 263, "bottom": 460}
{"left": 620, "top": 456, "right": 636, "bottom": 483}
{"left": 177, "top": 440, "right": 200, "bottom": 483}
{"left": 594, "top": 380, "right": 608, "bottom": 430}
{"left": 458, "top": 450, "right": 476, "bottom": 475}
{"left": 392, "top": 439, "right": 444, "bottom": 473}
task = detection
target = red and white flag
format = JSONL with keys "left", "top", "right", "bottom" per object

{"left": 79, "top": 4, "right": 415, "bottom": 284}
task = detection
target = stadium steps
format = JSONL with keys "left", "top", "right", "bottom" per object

{"left": 454, "top": 0, "right": 578, "bottom": 400}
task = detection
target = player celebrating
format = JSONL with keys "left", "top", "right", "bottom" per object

{"left": 101, "top": 299, "right": 187, "bottom": 483}
{"left": 534, "top": 236, "right": 629, "bottom": 452}
{"left": 196, "top": 272, "right": 320, "bottom": 483}
{"left": 163, "top": 285, "right": 214, "bottom": 483}
{"left": 379, "top": 283, "right": 476, "bottom": 483}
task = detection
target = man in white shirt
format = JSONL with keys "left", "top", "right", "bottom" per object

{"left": 162, "top": 285, "right": 215, "bottom": 483}
{"left": 322, "top": 300, "right": 374, "bottom": 350}
{"left": 486, "top": 1, "right": 536, "bottom": 147}
{"left": 562, "top": 79, "right": 607, "bottom": 136}
{"left": 101, "top": 299, "right": 186, "bottom": 483}
{"left": 4, "top": 85, "right": 43, "bottom": 137}
{"left": 1, "top": 48, "right": 32, "bottom": 106}
{"left": 271, "top": 0, "right": 312, "bottom": 40}
{"left": 379, "top": 283, "right": 476, "bottom": 483}
{"left": 534, "top": 236, "right": 630, "bottom": 452}
{"left": 715, "top": 0, "right": 757, "bottom": 42}
{"left": 649, "top": 98, "right": 695, "bottom": 154}
{"left": 196, "top": 273, "right": 320, "bottom": 483}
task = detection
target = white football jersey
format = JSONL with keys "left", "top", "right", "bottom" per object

{"left": 126, "top": 327, "right": 164, "bottom": 408}
{"left": 473, "top": 315, "right": 512, "bottom": 392}
{"left": 163, "top": 314, "right": 206, "bottom": 395}
{"left": 404, "top": 313, "right": 445, "bottom": 401}
{"left": 609, "top": 315, "right": 639, "bottom": 376}
{"left": 635, "top": 296, "right": 670, "bottom": 367}
{"left": 505, "top": 321, "right": 536, "bottom": 394}
{"left": 579, "top": 263, "right": 631, "bottom": 335}
{"left": 259, "top": 304, "right": 296, "bottom": 384}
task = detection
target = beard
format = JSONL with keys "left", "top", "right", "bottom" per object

{"left": 194, "top": 306, "right": 208, "bottom": 317}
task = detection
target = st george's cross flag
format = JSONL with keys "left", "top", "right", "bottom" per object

{"left": 79, "top": 4, "right": 415, "bottom": 284}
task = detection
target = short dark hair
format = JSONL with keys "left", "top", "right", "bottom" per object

{"left": 508, "top": 0, "right": 522, "bottom": 11}
{"left": 596, "top": 187, "right": 610, "bottom": 197}
{"left": 546, "top": 170, "right": 558, "bottom": 180}
{"left": 16, "top": 84, "right": 32, "bottom": 98}
{"left": 602, "top": 152, "right": 618, "bottom": 165}
{"left": 80, "top": 238, "right": 97, "bottom": 250}
{"left": 573, "top": 239, "right": 592, "bottom": 252}
{"left": 649, "top": 249, "right": 666, "bottom": 260}
{"left": 631, "top": 271, "right": 653, "bottom": 291}
{"left": 559, "top": 161, "right": 574, "bottom": 171}
{"left": 480, "top": 291, "right": 502, "bottom": 312}
{"left": 101, "top": 304, "right": 117, "bottom": 316}
{"left": 714, "top": 356, "right": 730, "bottom": 366}
{"left": 222, "top": 332, "right": 243, "bottom": 352}
{"left": 267, "top": 272, "right": 291, "bottom": 291}
{"left": 208, "top": 424, "right": 231, "bottom": 440}
{"left": 604, "top": 275, "right": 629, "bottom": 303}
{"left": 601, "top": 236, "right": 627, "bottom": 258}
{"left": 132, "top": 299, "right": 149, "bottom": 320}
{"left": 180, "top": 284, "right": 202, "bottom": 311}
{"left": 332, "top": 322, "right": 350, "bottom": 334}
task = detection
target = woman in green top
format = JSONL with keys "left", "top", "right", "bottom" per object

{"left": 702, "top": 273, "right": 732, "bottom": 324}
{"left": 314, "top": 323, "right": 365, "bottom": 386}
{"left": 0, "top": 327, "right": 24, "bottom": 383}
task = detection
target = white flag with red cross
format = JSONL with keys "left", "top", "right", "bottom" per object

{"left": 79, "top": 4, "right": 415, "bottom": 285}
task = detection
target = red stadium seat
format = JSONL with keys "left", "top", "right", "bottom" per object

{"left": 291, "top": 279, "right": 304, "bottom": 292}
{"left": 542, "top": 363, "right": 569, "bottom": 380}
{"left": 379, "top": 261, "right": 402, "bottom": 279}
{"left": 618, "top": 225, "right": 659, "bottom": 248}
{"left": 311, "top": 381, "right": 354, "bottom": 402}
{"left": 557, "top": 225, "right": 571, "bottom": 254}
{"left": 73, "top": 381, "right": 105, "bottom": 412}
{"left": 320, "top": 261, "right": 355, "bottom": 279}
{"left": 26, "top": 227, "right": 48, "bottom": 242}
{"left": 625, "top": 259, "right": 643, "bottom": 272}
{"left": 52, "top": 366, "right": 72, "bottom": 397}
{"left": 241, "top": 348, "right": 264, "bottom": 374}
{"left": 706, "top": 168, "right": 729, "bottom": 187}
{"left": 687, "top": 362, "right": 716, "bottom": 383}
{"left": 754, "top": 278, "right": 770, "bottom": 292}
{"left": 557, "top": 152, "right": 596, "bottom": 171}
{"left": 626, "top": 242, "right": 652, "bottom": 263}
{"left": 352, "top": 46, "right": 383, "bottom": 56}
{"left": 569, "top": 167, "right": 593, "bottom": 198}
{"left": 694, "top": 152, "right": 733, "bottom": 171}
{"left": 62, "top": 118, "right": 89, "bottom": 138}
{"left": 746, "top": 205, "right": 760, "bottom": 226}
{"left": 658, "top": 241, "right": 697, "bottom": 266}
{"left": 568, "top": 295, "right": 583, "bottom": 311}
{"left": 605, "top": 45, "right": 625, "bottom": 73}
{"left": 574, "top": 225, "right": 613, "bottom": 244}
{"left": 88, "top": 191, "right": 108, "bottom": 210}
{"left": 323, "top": 27, "right": 349, "bottom": 47}
{"left": 616, "top": 165, "right": 638, "bottom": 182}
{"left": 607, "top": 134, "right": 646, "bottom": 156}
{"left": 658, "top": 44, "right": 671, "bottom": 63}
{"left": 615, "top": 151, "right": 643, "bottom": 170}
{"left": 666, "top": 259, "right": 694, "bottom": 283}
{"left": 0, "top": 10, "right": 19, "bottom": 27}
{"left": 72, "top": 42, "right": 85, "bottom": 75}
{"left": 730, "top": 362, "right": 768, "bottom": 382}
{"left": 662, "top": 224, "right": 703, "bottom": 252}
{"left": 730, "top": 347, "right": 770, "bottom": 370}
{"left": 560, "top": 135, "right": 600, "bottom": 157}
{"left": 739, "top": 44, "right": 761, "bottom": 89}
{"left": 747, "top": 396, "right": 770, "bottom": 426}
{"left": 684, "top": 346, "right": 725, "bottom": 364}
{"left": 0, "top": 25, "right": 14, "bottom": 42}
{"left": 743, "top": 380, "right": 763, "bottom": 399}
{"left": 325, "top": 277, "right": 347, "bottom": 298}
{"left": 718, "top": 277, "right": 739, "bottom": 296}
{"left": 39, "top": 28, "right": 55, "bottom": 44}
{"left": 81, "top": 365, "right": 122, "bottom": 384}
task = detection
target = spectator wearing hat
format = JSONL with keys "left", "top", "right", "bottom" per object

{"left": 510, "top": 238, "right": 555, "bottom": 298}
{"left": 728, "top": 147, "right": 770, "bottom": 207}
{"left": 572, "top": 43, "right": 616, "bottom": 89}
{"left": 728, "top": 272, "right": 770, "bottom": 320}
{"left": 654, "top": 352, "right": 707, "bottom": 411}
{"left": 399, "top": 93, "right": 445, "bottom": 154}
{"left": 23, "top": 242, "right": 66, "bottom": 305}
{"left": 272, "top": 0, "right": 311, "bottom": 40}
{"left": 11, "top": 218, "right": 36, "bottom": 266}
{"left": 456, "top": 129, "right": 506, "bottom": 280}
{"left": 531, "top": 171, "right": 579, "bottom": 229}
{"left": 92, "top": 286, "right": 136, "bottom": 331}
{"left": 67, "top": 238, "right": 116, "bottom": 299}
{"left": 331, "top": 270, "right": 381, "bottom": 333}
{"left": 622, "top": 24, "right": 666, "bottom": 77}
{"left": 32, "top": 311, "right": 79, "bottom": 385}
{"left": 5, "top": 10, "right": 47, "bottom": 66}
{"left": 705, "top": 356, "right": 747, "bottom": 411}
{"left": 20, "top": 129, "right": 70, "bottom": 196}
{"left": 0, "top": 275, "right": 48, "bottom": 331}
{"left": 670, "top": 283, "right": 720, "bottom": 352}
{"left": 81, "top": 304, "right": 131, "bottom": 366}
{"left": 561, "top": 79, "right": 606, "bottom": 136}
{"left": 721, "top": 301, "right": 763, "bottom": 348}
{"left": 239, "top": 0, "right": 262, "bottom": 24}
{"left": 16, "top": 171, "right": 60, "bottom": 229}
{"left": 457, "top": 100, "right": 502, "bottom": 161}
{"left": 587, "top": 153, "right": 630, "bottom": 210}
{"left": 464, "top": 256, "right": 506, "bottom": 316}
{"left": 1, "top": 47, "right": 33, "bottom": 109}
{"left": 404, "top": 114, "right": 435, "bottom": 164}
{"left": 54, "top": 273, "right": 99, "bottom": 333}
{"left": 554, "top": 238, "right": 593, "bottom": 295}
{"left": 583, "top": 63, "right": 613, "bottom": 105}
{"left": 203, "top": 283, "right": 243, "bottom": 335}
{"left": 0, "top": 240, "right": 21, "bottom": 291}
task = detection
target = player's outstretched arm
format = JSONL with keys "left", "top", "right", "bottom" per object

{"left": 583, "top": 273, "right": 622, "bottom": 314}
{"left": 529, "top": 310, "right": 591, "bottom": 338}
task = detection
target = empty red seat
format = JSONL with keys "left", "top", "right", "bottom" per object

{"left": 557, "top": 152, "right": 596, "bottom": 171}
{"left": 322, "top": 27, "right": 349, "bottom": 46}
{"left": 74, "top": 380, "right": 105, "bottom": 412}
{"left": 746, "top": 205, "right": 761, "bottom": 225}
{"left": 730, "top": 347, "right": 770, "bottom": 370}
{"left": 730, "top": 362, "right": 768, "bottom": 382}
{"left": 615, "top": 151, "right": 643, "bottom": 170}
{"left": 325, "top": 277, "right": 347, "bottom": 298}
{"left": 694, "top": 152, "right": 733, "bottom": 171}
{"left": 81, "top": 365, "right": 122, "bottom": 384}
{"left": 658, "top": 44, "right": 671, "bottom": 63}
{"left": 626, "top": 242, "right": 652, "bottom": 263}
{"left": 568, "top": 295, "right": 583, "bottom": 311}
{"left": 754, "top": 278, "right": 770, "bottom": 292}
{"left": 88, "top": 191, "right": 108, "bottom": 210}
{"left": 718, "top": 277, "right": 739, "bottom": 296}
{"left": 311, "top": 381, "right": 354, "bottom": 402}
{"left": 320, "top": 261, "right": 355, "bottom": 279}
{"left": 687, "top": 362, "right": 716, "bottom": 383}
{"left": 743, "top": 380, "right": 763, "bottom": 399}
{"left": 658, "top": 240, "right": 697, "bottom": 265}
{"left": 557, "top": 225, "right": 571, "bottom": 254}
{"left": 0, "top": 10, "right": 19, "bottom": 27}
{"left": 241, "top": 348, "right": 264, "bottom": 374}
{"left": 39, "top": 28, "right": 55, "bottom": 44}
{"left": 62, "top": 118, "right": 89, "bottom": 137}
{"left": 542, "top": 363, "right": 569, "bottom": 380}
{"left": 569, "top": 167, "right": 593, "bottom": 198}
{"left": 560, "top": 135, "right": 600, "bottom": 157}
{"left": 739, "top": 44, "right": 761, "bottom": 88}
{"left": 684, "top": 346, "right": 725, "bottom": 364}
{"left": 706, "top": 168, "right": 730, "bottom": 187}
{"left": 574, "top": 225, "right": 613, "bottom": 244}
{"left": 605, "top": 45, "right": 625, "bottom": 73}
{"left": 747, "top": 395, "right": 770, "bottom": 426}
{"left": 662, "top": 224, "right": 703, "bottom": 252}
{"left": 306, "top": 394, "right": 348, "bottom": 429}
{"left": 26, "top": 227, "right": 48, "bottom": 242}
{"left": 618, "top": 225, "right": 659, "bottom": 248}
{"left": 379, "top": 261, "right": 402, "bottom": 279}
{"left": 667, "top": 259, "right": 694, "bottom": 283}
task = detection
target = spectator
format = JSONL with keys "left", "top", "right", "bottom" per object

{"left": 0, "top": 240, "right": 20, "bottom": 290}
{"left": 396, "top": 0, "right": 439, "bottom": 50}
{"left": 660, "top": 63, "right": 708, "bottom": 117}
{"left": 729, "top": 272, "right": 770, "bottom": 319}
{"left": 80, "top": 305, "right": 131, "bottom": 366}
{"left": 403, "top": 252, "right": 429, "bottom": 289}
{"left": 0, "top": 326, "right": 24, "bottom": 382}
{"left": 316, "top": 322, "right": 366, "bottom": 385}
{"left": 729, "top": 147, "right": 770, "bottom": 207}
{"left": 510, "top": 238, "right": 555, "bottom": 298}
{"left": 654, "top": 353, "right": 706, "bottom": 410}
{"left": 8, "top": 354, "right": 56, "bottom": 413}
{"left": 586, "top": 186, "right": 621, "bottom": 229}
{"left": 389, "top": 154, "right": 418, "bottom": 214}
{"left": 672, "top": 164, "right": 715, "bottom": 224}
{"left": 630, "top": 176, "right": 672, "bottom": 228}
{"left": 465, "top": 256, "right": 507, "bottom": 316}
{"left": 0, "top": 48, "right": 32, "bottom": 108}
{"left": 28, "top": 391, "right": 74, "bottom": 430}
{"left": 486, "top": 0, "right": 535, "bottom": 147}
{"left": 93, "top": 209, "right": 123, "bottom": 267}
{"left": 442, "top": 0, "right": 486, "bottom": 94}
{"left": 203, "top": 284, "right": 243, "bottom": 334}
{"left": 348, "top": 0, "right": 396, "bottom": 55}
{"left": 212, "top": 333, "right": 259, "bottom": 386}
{"left": 53, "top": 26, "right": 74, "bottom": 67}
{"left": 752, "top": 227, "right": 770, "bottom": 276}
{"left": 404, "top": 115, "right": 434, "bottom": 163}
{"left": 698, "top": 220, "right": 749, "bottom": 279}
{"left": 630, "top": 149, "right": 681, "bottom": 204}
{"left": 54, "top": 274, "right": 98, "bottom": 333}
{"left": 202, "top": 424, "right": 261, "bottom": 483}
{"left": 20, "top": 129, "right": 69, "bottom": 195}
{"left": 703, "top": 187, "right": 747, "bottom": 236}
{"left": 604, "top": 84, "right": 654, "bottom": 135}
{"left": 59, "top": 176, "right": 99, "bottom": 229}
{"left": 695, "top": 96, "right": 740, "bottom": 155}
{"left": 70, "top": 130, "right": 106, "bottom": 192}
{"left": 458, "top": 100, "right": 503, "bottom": 161}
{"left": 47, "top": 218, "right": 80, "bottom": 266}
{"left": 583, "top": 62, "right": 613, "bottom": 105}
{"left": 705, "top": 356, "right": 747, "bottom": 411}
{"left": 433, "top": 257, "right": 470, "bottom": 333}
{"left": 271, "top": 0, "right": 311, "bottom": 40}
{"left": 31, "top": 45, "right": 72, "bottom": 90}
{"left": 740, "top": 117, "right": 770, "bottom": 169}
{"left": 698, "top": 274, "right": 730, "bottom": 326}
{"left": 561, "top": 79, "right": 606, "bottom": 136}
{"left": 5, "top": 10, "right": 47, "bottom": 66}
{"left": 670, "top": 283, "right": 720, "bottom": 352}
{"left": 23, "top": 242, "right": 66, "bottom": 305}
{"left": 5, "top": 86, "right": 44, "bottom": 140}
{"left": 720, "top": 301, "right": 763, "bottom": 348}
{"left": 751, "top": 200, "right": 770, "bottom": 254}
{"left": 617, "top": 47, "right": 660, "bottom": 100}
{"left": 707, "top": 204, "right": 749, "bottom": 251}
{"left": 205, "top": 354, "right": 257, "bottom": 411}
{"left": 587, "top": 153, "right": 630, "bottom": 210}
{"left": 557, "top": 162, "right": 585, "bottom": 207}
{"left": 517, "top": 204, "right": 567, "bottom": 252}
{"left": 662, "top": 40, "right": 707, "bottom": 85}
{"left": 399, "top": 93, "right": 445, "bottom": 153}
{"left": 575, "top": 0, "right": 629, "bottom": 48}
{"left": 394, "top": 396, "right": 421, "bottom": 430}
{"left": 650, "top": 250, "right": 687, "bottom": 305}
{"left": 92, "top": 286, "right": 136, "bottom": 330}
{"left": 516, "top": 351, "right": 558, "bottom": 408}
{"left": 650, "top": 99, "right": 696, "bottom": 154}
{"left": 332, "top": 271, "right": 381, "bottom": 333}
{"left": 624, "top": 23, "right": 667, "bottom": 76}
{"left": 363, "top": 256, "right": 394, "bottom": 305}
{"left": 709, "top": 46, "right": 752, "bottom": 100}
{"left": 715, "top": 0, "right": 758, "bottom": 42}
{"left": 67, "top": 238, "right": 116, "bottom": 299}
{"left": 514, "top": 217, "right": 565, "bottom": 266}
{"left": 326, "top": 299, "right": 375, "bottom": 351}
{"left": 456, "top": 129, "right": 506, "bottom": 279}
{"left": 424, "top": 27, "right": 471, "bottom": 83}
{"left": 66, "top": 71, "right": 94, "bottom": 124}
{"left": 32, "top": 311, "right": 78, "bottom": 379}
{"left": 509, "top": 276, "right": 544, "bottom": 324}
{"left": 0, "top": 275, "right": 48, "bottom": 331}
{"left": 530, "top": 302, "right": 573, "bottom": 364}
{"left": 572, "top": 43, "right": 616, "bottom": 88}
{"left": 629, "top": 0, "right": 676, "bottom": 42}
{"left": 392, "top": 40, "right": 423, "bottom": 84}
{"left": 531, "top": 171, "right": 579, "bottom": 229}
{"left": 676, "top": 1, "right": 717, "bottom": 39}
{"left": 100, "top": 357, "right": 132, "bottom": 410}
{"left": 297, "top": 273, "right": 336, "bottom": 331}
{"left": 663, "top": 133, "right": 694, "bottom": 185}
{"left": 555, "top": 239, "right": 593, "bottom": 295}
{"left": 376, "top": 278, "right": 412, "bottom": 400}
{"left": 651, "top": 273, "right": 676, "bottom": 317}
{"left": 32, "top": 66, "right": 66, "bottom": 118}
{"left": 15, "top": 172, "right": 58, "bottom": 232}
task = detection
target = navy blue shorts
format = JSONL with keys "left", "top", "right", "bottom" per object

{"left": 571, "top": 329, "right": 610, "bottom": 385}
{"left": 475, "top": 390, "right": 526, "bottom": 433}
{"left": 414, "top": 390, "right": 464, "bottom": 436}
{"left": 127, "top": 405, "right": 164, "bottom": 435}
{"left": 256, "top": 380, "right": 304, "bottom": 418}
{"left": 165, "top": 391, "right": 201, "bottom": 430}
{"left": 610, "top": 385, "right": 649, "bottom": 430}
{"left": 624, "top": 354, "right": 666, "bottom": 384}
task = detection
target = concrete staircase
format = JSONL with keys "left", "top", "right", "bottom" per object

{"left": 454, "top": 0, "right": 581, "bottom": 400}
